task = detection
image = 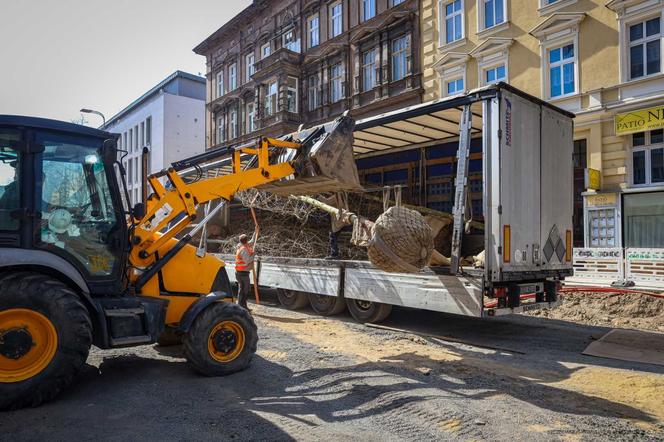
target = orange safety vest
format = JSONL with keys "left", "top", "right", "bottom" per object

{"left": 235, "top": 243, "right": 254, "bottom": 272}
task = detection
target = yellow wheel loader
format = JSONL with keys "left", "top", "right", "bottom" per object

{"left": 0, "top": 114, "right": 359, "bottom": 409}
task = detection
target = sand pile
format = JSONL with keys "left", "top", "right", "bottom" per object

{"left": 527, "top": 290, "right": 664, "bottom": 332}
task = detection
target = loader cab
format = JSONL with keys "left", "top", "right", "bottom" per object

{"left": 0, "top": 116, "right": 128, "bottom": 294}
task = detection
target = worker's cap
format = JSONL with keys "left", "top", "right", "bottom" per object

{"left": 239, "top": 234, "right": 248, "bottom": 243}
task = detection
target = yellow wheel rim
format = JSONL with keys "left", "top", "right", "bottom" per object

{"left": 207, "top": 320, "right": 245, "bottom": 363}
{"left": 0, "top": 309, "right": 58, "bottom": 383}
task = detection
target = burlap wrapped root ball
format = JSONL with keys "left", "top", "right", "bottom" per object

{"left": 367, "top": 206, "right": 434, "bottom": 273}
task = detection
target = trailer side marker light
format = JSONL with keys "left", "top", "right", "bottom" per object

{"left": 565, "top": 230, "right": 572, "bottom": 262}
{"left": 503, "top": 225, "right": 511, "bottom": 263}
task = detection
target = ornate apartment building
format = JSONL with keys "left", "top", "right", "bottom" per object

{"left": 194, "top": 0, "right": 422, "bottom": 150}
{"left": 422, "top": 0, "right": 664, "bottom": 252}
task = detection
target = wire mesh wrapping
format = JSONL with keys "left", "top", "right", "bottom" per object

{"left": 367, "top": 206, "right": 434, "bottom": 273}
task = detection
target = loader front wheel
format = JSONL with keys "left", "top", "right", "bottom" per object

{"left": 276, "top": 289, "right": 309, "bottom": 310}
{"left": 183, "top": 302, "right": 257, "bottom": 376}
{"left": 0, "top": 272, "right": 92, "bottom": 410}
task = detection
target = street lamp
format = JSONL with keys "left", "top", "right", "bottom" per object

{"left": 80, "top": 108, "right": 106, "bottom": 128}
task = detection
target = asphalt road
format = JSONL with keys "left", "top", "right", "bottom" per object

{"left": 2, "top": 293, "right": 664, "bottom": 441}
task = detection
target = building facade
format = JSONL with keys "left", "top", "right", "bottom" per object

{"left": 422, "top": 0, "right": 664, "bottom": 251}
{"left": 104, "top": 71, "right": 206, "bottom": 204}
{"left": 194, "top": 0, "right": 422, "bottom": 150}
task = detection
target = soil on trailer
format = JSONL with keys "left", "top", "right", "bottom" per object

{"left": 526, "top": 290, "right": 664, "bottom": 332}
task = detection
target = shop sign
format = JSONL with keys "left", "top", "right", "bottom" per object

{"left": 615, "top": 105, "right": 664, "bottom": 135}
{"left": 586, "top": 193, "right": 617, "bottom": 207}
{"left": 584, "top": 168, "right": 601, "bottom": 190}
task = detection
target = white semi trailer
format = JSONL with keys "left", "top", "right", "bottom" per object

{"left": 218, "top": 83, "right": 575, "bottom": 323}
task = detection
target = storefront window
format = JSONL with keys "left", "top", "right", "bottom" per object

{"left": 632, "top": 129, "right": 664, "bottom": 186}
{"left": 588, "top": 208, "right": 616, "bottom": 247}
{"left": 623, "top": 192, "right": 664, "bottom": 248}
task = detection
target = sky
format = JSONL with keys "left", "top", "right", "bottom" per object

{"left": 0, "top": 0, "right": 251, "bottom": 125}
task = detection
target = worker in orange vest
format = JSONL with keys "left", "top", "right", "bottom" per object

{"left": 235, "top": 233, "right": 255, "bottom": 310}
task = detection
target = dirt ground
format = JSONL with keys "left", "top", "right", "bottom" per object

{"left": 527, "top": 290, "right": 664, "bottom": 333}
{"left": 2, "top": 293, "right": 664, "bottom": 441}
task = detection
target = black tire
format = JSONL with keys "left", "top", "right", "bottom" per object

{"left": 308, "top": 293, "right": 346, "bottom": 316}
{"left": 0, "top": 272, "right": 92, "bottom": 410}
{"left": 183, "top": 302, "right": 257, "bottom": 376}
{"left": 156, "top": 327, "right": 182, "bottom": 346}
{"left": 346, "top": 299, "right": 393, "bottom": 324}
{"left": 276, "top": 289, "right": 309, "bottom": 310}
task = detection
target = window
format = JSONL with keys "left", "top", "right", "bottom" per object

{"left": 308, "top": 14, "right": 319, "bottom": 48}
{"left": 123, "top": 132, "right": 127, "bottom": 151}
{"left": 363, "top": 0, "right": 376, "bottom": 21}
{"left": 217, "top": 114, "right": 225, "bottom": 144}
{"left": 265, "top": 81, "right": 278, "bottom": 116}
{"left": 283, "top": 29, "right": 301, "bottom": 52}
{"left": 392, "top": 0, "right": 405, "bottom": 5}
{"left": 145, "top": 117, "right": 151, "bottom": 145}
{"left": 632, "top": 129, "right": 664, "bottom": 186}
{"left": 134, "top": 155, "right": 139, "bottom": 184}
{"left": 391, "top": 35, "right": 410, "bottom": 81}
{"left": 588, "top": 208, "right": 617, "bottom": 247}
{"left": 443, "top": 0, "right": 463, "bottom": 44}
{"left": 128, "top": 158, "right": 133, "bottom": 183}
{"left": 330, "top": 2, "right": 343, "bottom": 38}
{"left": 482, "top": 0, "right": 505, "bottom": 30}
{"left": 140, "top": 122, "right": 145, "bottom": 148}
{"left": 128, "top": 128, "right": 133, "bottom": 151}
{"left": 287, "top": 77, "right": 298, "bottom": 113}
{"left": 362, "top": 49, "right": 377, "bottom": 92}
{"left": 446, "top": 77, "right": 464, "bottom": 95}
{"left": 484, "top": 64, "right": 506, "bottom": 84}
{"left": 330, "top": 63, "right": 343, "bottom": 102}
{"left": 246, "top": 102, "right": 255, "bottom": 133}
{"left": 216, "top": 71, "right": 224, "bottom": 98}
{"left": 623, "top": 192, "right": 664, "bottom": 248}
{"left": 229, "top": 63, "right": 237, "bottom": 91}
{"left": 308, "top": 74, "right": 321, "bottom": 110}
{"left": 261, "top": 42, "right": 271, "bottom": 59}
{"left": 230, "top": 108, "right": 237, "bottom": 140}
{"left": 245, "top": 53, "right": 255, "bottom": 82}
{"left": 629, "top": 17, "right": 661, "bottom": 80}
{"left": 0, "top": 130, "right": 21, "bottom": 230}
{"left": 548, "top": 43, "right": 575, "bottom": 98}
{"left": 134, "top": 126, "right": 139, "bottom": 152}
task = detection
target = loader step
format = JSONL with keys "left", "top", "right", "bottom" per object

{"left": 109, "top": 335, "right": 153, "bottom": 347}
{"left": 103, "top": 307, "right": 145, "bottom": 317}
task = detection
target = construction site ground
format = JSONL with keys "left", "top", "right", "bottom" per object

{"left": 2, "top": 291, "right": 664, "bottom": 442}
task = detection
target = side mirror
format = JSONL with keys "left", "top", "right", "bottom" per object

{"left": 132, "top": 202, "right": 146, "bottom": 220}
{"left": 102, "top": 139, "right": 118, "bottom": 164}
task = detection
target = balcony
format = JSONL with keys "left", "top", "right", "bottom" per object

{"left": 252, "top": 48, "right": 304, "bottom": 82}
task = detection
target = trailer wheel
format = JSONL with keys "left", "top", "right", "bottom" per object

{"left": 346, "top": 299, "right": 392, "bottom": 324}
{"left": 0, "top": 272, "right": 92, "bottom": 410}
{"left": 183, "top": 302, "right": 257, "bottom": 376}
{"left": 276, "top": 289, "right": 309, "bottom": 310}
{"left": 308, "top": 294, "right": 346, "bottom": 316}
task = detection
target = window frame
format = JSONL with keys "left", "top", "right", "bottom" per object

{"left": 483, "top": 63, "right": 507, "bottom": 85}
{"left": 627, "top": 15, "right": 662, "bottom": 81}
{"left": 362, "top": 48, "right": 378, "bottom": 92}
{"left": 287, "top": 76, "right": 299, "bottom": 113}
{"left": 216, "top": 114, "right": 226, "bottom": 144}
{"left": 439, "top": 0, "right": 465, "bottom": 47}
{"left": 308, "top": 13, "right": 320, "bottom": 49}
{"left": 478, "top": 0, "right": 507, "bottom": 32}
{"left": 216, "top": 71, "right": 224, "bottom": 98}
{"left": 391, "top": 34, "right": 411, "bottom": 82}
{"left": 545, "top": 41, "right": 577, "bottom": 99}
{"left": 261, "top": 42, "right": 271, "bottom": 59}
{"left": 265, "top": 80, "right": 278, "bottom": 116}
{"left": 363, "top": 0, "right": 376, "bottom": 21}
{"left": 330, "top": 63, "right": 344, "bottom": 103}
{"left": 445, "top": 76, "right": 465, "bottom": 96}
{"left": 282, "top": 28, "right": 301, "bottom": 52}
{"left": 246, "top": 102, "right": 255, "bottom": 134}
{"left": 308, "top": 74, "right": 321, "bottom": 110}
{"left": 330, "top": 1, "right": 343, "bottom": 38}
{"left": 245, "top": 52, "right": 255, "bottom": 83}
{"left": 228, "top": 63, "right": 237, "bottom": 91}
{"left": 630, "top": 129, "right": 664, "bottom": 187}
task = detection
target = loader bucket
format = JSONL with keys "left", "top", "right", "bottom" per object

{"left": 258, "top": 115, "right": 362, "bottom": 195}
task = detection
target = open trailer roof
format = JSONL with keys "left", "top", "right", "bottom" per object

{"left": 351, "top": 82, "right": 574, "bottom": 157}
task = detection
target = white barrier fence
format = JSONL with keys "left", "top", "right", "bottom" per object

{"left": 571, "top": 247, "right": 664, "bottom": 288}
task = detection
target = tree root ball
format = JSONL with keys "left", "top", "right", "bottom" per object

{"left": 368, "top": 206, "right": 434, "bottom": 273}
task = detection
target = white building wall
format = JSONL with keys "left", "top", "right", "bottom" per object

{"left": 162, "top": 93, "right": 205, "bottom": 167}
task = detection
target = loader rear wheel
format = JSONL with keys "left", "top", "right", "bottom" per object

{"left": 276, "top": 289, "right": 309, "bottom": 310}
{"left": 346, "top": 299, "right": 392, "bottom": 324}
{"left": 308, "top": 293, "right": 346, "bottom": 316}
{"left": 183, "top": 302, "right": 257, "bottom": 376}
{"left": 0, "top": 272, "right": 92, "bottom": 410}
